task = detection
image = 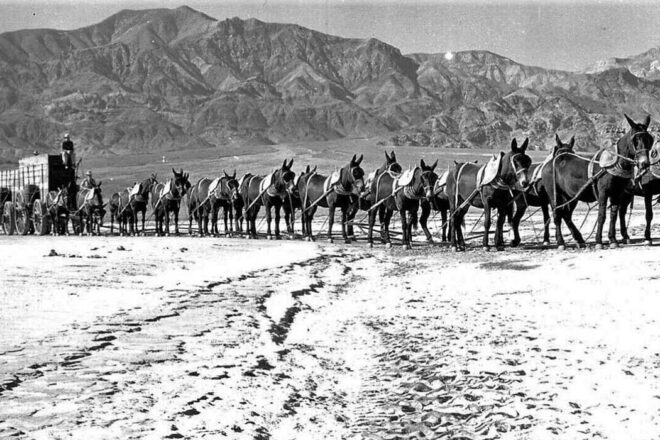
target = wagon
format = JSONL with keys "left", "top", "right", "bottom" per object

{"left": 0, "top": 154, "right": 75, "bottom": 235}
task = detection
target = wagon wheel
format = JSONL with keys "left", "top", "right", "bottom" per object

{"left": 2, "top": 201, "right": 15, "bottom": 235}
{"left": 14, "top": 199, "right": 31, "bottom": 236}
{"left": 33, "top": 200, "right": 51, "bottom": 236}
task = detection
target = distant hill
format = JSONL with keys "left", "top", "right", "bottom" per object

{"left": 0, "top": 6, "right": 659, "bottom": 160}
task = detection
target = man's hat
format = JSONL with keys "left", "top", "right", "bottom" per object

{"left": 86, "top": 170, "right": 92, "bottom": 176}
{"left": 64, "top": 133, "right": 70, "bottom": 139}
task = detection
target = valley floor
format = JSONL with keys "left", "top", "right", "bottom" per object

{"left": 0, "top": 236, "right": 659, "bottom": 439}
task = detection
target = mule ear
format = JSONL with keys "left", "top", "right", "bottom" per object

{"left": 282, "top": 159, "right": 287, "bottom": 169}
{"left": 305, "top": 165, "right": 311, "bottom": 173}
{"left": 98, "top": 181, "right": 102, "bottom": 187}
{"left": 179, "top": 168, "right": 183, "bottom": 175}
{"left": 351, "top": 154, "right": 356, "bottom": 164}
{"left": 624, "top": 113, "right": 637, "bottom": 129}
{"left": 224, "top": 170, "right": 230, "bottom": 178}
{"left": 420, "top": 159, "right": 427, "bottom": 169}
{"left": 510, "top": 138, "right": 518, "bottom": 152}
{"left": 642, "top": 114, "right": 651, "bottom": 130}
{"left": 356, "top": 154, "right": 363, "bottom": 165}
{"left": 313, "top": 165, "right": 317, "bottom": 173}
{"left": 569, "top": 136, "right": 575, "bottom": 149}
{"left": 555, "top": 133, "right": 562, "bottom": 147}
{"left": 431, "top": 159, "right": 438, "bottom": 171}
{"left": 391, "top": 151, "right": 397, "bottom": 161}
{"left": 520, "top": 138, "right": 529, "bottom": 152}
{"left": 232, "top": 169, "right": 236, "bottom": 178}
{"left": 172, "top": 167, "right": 177, "bottom": 175}
{"left": 385, "top": 151, "right": 391, "bottom": 161}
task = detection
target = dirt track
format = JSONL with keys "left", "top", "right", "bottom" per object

{"left": 1, "top": 236, "right": 659, "bottom": 439}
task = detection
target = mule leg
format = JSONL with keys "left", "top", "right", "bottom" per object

{"left": 141, "top": 210, "right": 146, "bottom": 236}
{"left": 400, "top": 210, "right": 410, "bottom": 250}
{"left": 482, "top": 203, "right": 491, "bottom": 251}
{"left": 382, "top": 209, "right": 393, "bottom": 248}
{"left": 265, "top": 204, "right": 273, "bottom": 239}
{"left": 341, "top": 207, "right": 350, "bottom": 244}
{"left": 594, "top": 191, "right": 608, "bottom": 249}
{"left": 346, "top": 201, "right": 358, "bottom": 239}
{"left": 228, "top": 206, "right": 234, "bottom": 234}
{"left": 509, "top": 199, "right": 524, "bottom": 247}
{"left": 608, "top": 197, "right": 620, "bottom": 248}
{"left": 540, "top": 201, "right": 551, "bottom": 245}
{"left": 420, "top": 202, "right": 433, "bottom": 243}
{"left": 644, "top": 194, "right": 653, "bottom": 245}
{"left": 495, "top": 207, "right": 507, "bottom": 250}
{"left": 367, "top": 209, "right": 377, "bottom": 247}
{"left": 441, "top": 208, "right": 448, "bottom": 242}
{"left": 553, "top": 203, "right": 567, "bottom": 249}
{"left": 618, "top": 202, "right": 630, "bottom": 244}
{"left": 327, "top": 204, "right": 335, "bottom": 243}
{"left": 274, "top": 204, "right": 282, "bottom": 239}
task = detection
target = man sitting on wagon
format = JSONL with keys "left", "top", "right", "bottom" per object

{"left": 61, "top": 133, "right": 75, "bottom": 169}
{"left": 81, "top": 170, "right": 97, "bottom": 189}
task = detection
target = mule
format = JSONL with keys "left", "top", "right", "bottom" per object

{"left": 151, "top": 168, "right": 191, "bottom": 236}
{"left": 420, "top": 170, "right": 450, "bottom": 243}
{"left": 446, "top": 138, "right": 532, "bottom": 251}
{"left": 75, "top": 182, "right": 105, "bottom": 235}
{"left": 300, "top": 155, "right": 364, "bottom": 243}
{"left": 188, "top": 171, "right": 239, "bottom": 236}
{"left": 46, "top": 184, "right": 73, "bottom": 235}
{"left": 377, "top": 159, "right": 439, "bottom": 249}
{"left": 542, "top": 115, "right": 651, "bottom": 250}
{"left": 355, "top": 151, "right": 403, "bottom": 244}
{"left": 240, "top": 159, "right": 295, "bottom": 239}
{"left": 128, "top": 173, "right": 158, "bottom": 235}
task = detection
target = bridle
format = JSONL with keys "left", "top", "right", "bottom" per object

{"left": 335, "top": 165, "right": 364, "bottom": 196}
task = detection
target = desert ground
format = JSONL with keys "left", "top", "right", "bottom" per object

{"left": 2, "top": 141, "right": 660, "bottom": 439}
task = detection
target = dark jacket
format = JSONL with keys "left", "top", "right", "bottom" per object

{"left": 62, "top": 140, "right": 74, "bottom": 151}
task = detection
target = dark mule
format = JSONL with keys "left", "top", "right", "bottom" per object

{"left": 322, "top": 155, "right": 365, "bottom": 243}
{"left": 75, "top": 182, "right": 105, "bottom": 235}
{"left": 509, "top": 156, "right": 556, "bottom": 246}
{"left": 109, "top": 192, "right": 120, "bottom": 234}
{"left": 129, "top": 173, "right": 158, "bottom": 235}
{"left": 359, "top": 151, "right": 403, "bottom": 246}
{"left": 284, "top": 167, "right": 314, "bottom": 238}
{"left": 618, "top": 122, "right": 658, "bottom": 246}
{"left": 446, "top": 138, "right": 532, "bottom": 251}
{"left": 151, "top": 168, "right": 191, "bottom": 236}
{"left": 46, "top": 183, "right": 73, "bottom": 235}
{"left": 380, "top": 159, "right": 439, "bottom": 249}
{"left": 297, "top": 155, "right": 364, "bottom": 243}
{"left": 188, "top": 170, "right": 239, "bottom": 236}
{"left": 116, "top": 188, "right": 135, "bottom": 235}
{"left": 240, "top": 160, "right": 295, "bottom": 239}
{"left": 542, "top": 116, "right": 651, "bottom": 249}
{"left": 420, "top": 170, "right": 450, "bottom": 243}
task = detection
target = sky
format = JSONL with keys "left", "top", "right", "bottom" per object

{"left": 1, "top": 0, "right": 659, "bottom": 71}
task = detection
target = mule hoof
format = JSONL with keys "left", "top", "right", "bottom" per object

{"left": 328, "top": 238, "right": 334, "bottom": 243}
{"left": 624, "top": 238, "right": 631, "bottom": 245}
{"left": 609, "top": 242, "right": 619, "bottom": 249}
{"left": 576, "top": 242, "right": 586, "bottom": 249}
{"left": 496, "top": 246, "right": 505, "bottom": 252}
{"left": 451, "top": 246, "right": 458, "bottom": 252}
{"left": 404, "top": 244, "right": 412, "bottom": 251}
{"left": 557, "top": 245, "right": 566, "bottom": 251}
{"left": 483, "top": 246, "right": 491, "bottom": 252}
{"left": 345, "top": 238, "right": 352, "bottom": 244}
{"left": 645, "top": 239, "right": 652, "bottom": 246}
{"left": 288, "top": 234, "right": 294, "bottom": 240}
{"left": 275, "top": 235, "right": 282, "bottom": 240}
{"left": 369, "top": 242, "right": 374, "bottom": 248}
{"left": 426, "top": 237, "right": 434, "bottom": 244}
{"left": 385, "top": 242, "right": 392, "bottom": 249}
{"left": 594, "top": 243, "right": 604, "bottom": 250}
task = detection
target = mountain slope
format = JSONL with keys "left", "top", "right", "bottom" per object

{"left": 0, "top": 6, "right": 659, "bottom": 160}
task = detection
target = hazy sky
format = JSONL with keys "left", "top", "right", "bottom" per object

{"left": 1, "top": 0, "right": 659, "bottom": 71}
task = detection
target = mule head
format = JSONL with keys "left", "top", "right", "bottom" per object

{"left": 342, "top": 154, "right": 365, "bottom": 195}
{"left": 504, "top": 138, "right": 532, "bottom": 189}
{"left": 275, "top": 158, "right": 296, "bottom": 193}
{"left": 419, "top": 159, "right": 439, "bottom": 199}
{"left": 174, "top": 171, "right": 191, "bottom": 197}
{"left": 554, "top": 134, "right": 575, "bottom": 155}
{"left": 622, "top": 114, "right": 653, "bottom": 171}
{"left": 383, "top": 151, "right": 402, "bottom": 175}
{"left": 223, "top": 169, "right": 240, "bottom": 200}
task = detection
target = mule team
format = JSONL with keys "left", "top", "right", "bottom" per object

{"left": 75, "top": 114, "right": 654, "bottom": 251}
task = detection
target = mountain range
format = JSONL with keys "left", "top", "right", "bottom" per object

{"left": 0, "top": 5, "right": 659, "bottom": 161}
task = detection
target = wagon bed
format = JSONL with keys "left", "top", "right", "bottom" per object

{"left": 0, "top": 154, "right": 76, "bottom": 235}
